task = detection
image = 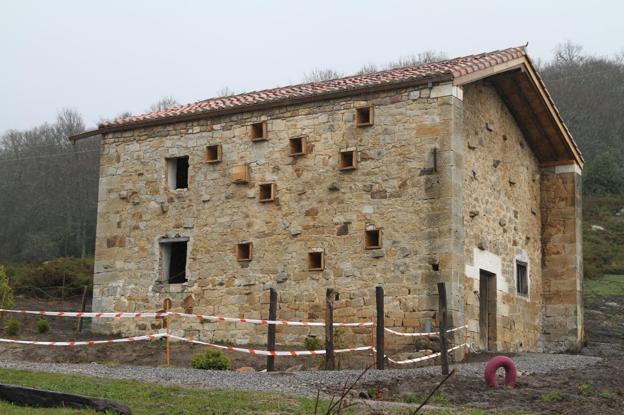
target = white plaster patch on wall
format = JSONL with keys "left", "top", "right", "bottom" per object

{"left": 452, "top": 86, "right": 463, "bottom": 101}
{"left": 465, "top": 247, "right": 509, "bottom": 293}
{"left": 429, "top": 83, "right": 463, "bottom": 101}
{"left": 466, "top": 247, "right": 499, "bottom": 276}
{"left": 553, "top": 163, "right": 582, "bottom": 176}
{"left": 430, "top": 83, "right": 453, "bottom": 98}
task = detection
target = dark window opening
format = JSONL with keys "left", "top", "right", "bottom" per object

{"left": 516, "top": 261, "right": 528, "bottom": 296}
{"left": 339, "top": 150, "right": 357, "bottom": 170}
{"left": 355, "top": 106, "right": 373, "bottom": 127}
{"left": 258, "top": 183, "right": 276, "bottom": 202}
{"left": 251, "top": 122, "right": 267, "bottom": 141}
{"left": 206, "top": 144, "right": 222, "bottom": 163}
{"left": 308, "top": 251, "right": 324, "bottom": 271}
{"left": 365, "top": 229, "right": 382, "bottom": 249}
{"left": 237, "top": 242, "right": 253, "bottom": 262}
{"left": 167, "top": 156, "right": 189, "bottom": 189}
{"left": 160, "top": 239, "right": 188, "bottom": 284}
{"left": 289, "top": 136, "right": 306, "bottom": 156}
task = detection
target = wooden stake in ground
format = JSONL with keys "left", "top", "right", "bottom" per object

{"left": 437, "top": 282, "right": 449, "bottom": 375}
{"left": 163, "top": 298, "right": 172, "bottom": 368}
{"left": 375, "top": 286, "right": 385, "bottom": 370}
{"left": 325, "top": 288, "right": 335, "bottom": 370}
{"left": 75, "top": 285, "right": 88, "bottom": 333}
{"left": 266, "top": 288, "right": 277, "bottom": 372}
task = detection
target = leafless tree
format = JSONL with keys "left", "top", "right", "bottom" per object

{"left": 149, "top": 96, "right": 179, "bottom": 112}
{"left": 303, "top": 69, "right": 343, "bottom": 83}
{"left": 386, "top": 50, "right": 447, "bottom": 68}
{"left": 310, "top": 51, "right": 447, "bottom": 81}
{"left": 216, "top": 87, "right": 237, "bottom": 97}
{"left": 553, "top": 41, "right": 585, "bottom": 66}
{"left": 0, "top": 110, "right": 99, "bottom": 262}
{"left": 356, "top": 63, "right": 379, "bottom": 75}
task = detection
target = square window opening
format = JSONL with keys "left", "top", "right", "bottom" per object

{"left": 365, "top": 229, "right": 382, "bottom": 249}
{"left": 166, "top": 156, "right": 189, "bottom": 190}
{"left": 516, "top": 261, "right": 528, "bottom": 296}
{"left": 251, "top": 122, "right": 267, "bottom": 141}
{"left": 308, "top": 251, "right": 324, "bottom": 271}
{"left": 237, "top": 242, "right": 253, "bottom": 262}
{"left": 206, "top": 144, "right": 222, "bottom": 163}
{"left": 356, "top": 106, "right": 373, "bottom": 127}
{"left": 339, "top": 150, "right": 357, "bottom": 170}
{"left": 160, "top": 240, "right": 188, "bottom": 284}
{"left": 289, "top": 136, "right": 306, "bottom": 156}
{"left": 258, "top": 183, "right": 276, "bottom": 202}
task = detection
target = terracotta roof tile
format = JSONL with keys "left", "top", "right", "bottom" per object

{"left": 100, "top": 46, "right": 527, "bottom": 129}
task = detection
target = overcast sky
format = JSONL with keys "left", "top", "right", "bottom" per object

{"left": 1, "top": 0, "right": 622, "bottom": 134}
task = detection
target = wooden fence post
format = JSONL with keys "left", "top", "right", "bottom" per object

{"left": 437, "top": 282, "right": 449, "bottom": 375}
{"left": 266, "top": 288, "right": 277, "bottom": 372}
{"left": 75, "top": 285, "right": 88, "bottom": 333}
{"left": 375, "top": 286, "right": 385, "bottom": 370}
{"left": 163, "top": 298, "right": 172, "bottom": 368}
{"left": 324, "top": 288, "right": 335, "bottom": 370}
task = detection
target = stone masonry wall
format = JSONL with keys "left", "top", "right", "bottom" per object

{"left": 462, "top": 82, "right": 544, "bottom": 352}
{"left": 540, "top": 166, "right": 583, "bottom": 352}
{"left": 92, "top": 83, "right": 463, "bottom": 349}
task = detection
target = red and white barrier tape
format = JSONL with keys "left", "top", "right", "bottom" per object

{"left": 0, "top": 308, "right": 373, "bottom": 327}
{"left": 384, "top": 325, "right": 467, "bottom": 337}
{"left": 387, "top": 343, "right": 466, "bottom": 365}
{"left": 168, "top": 312, "right": 373, "bottom": 327}
{"left": 168, "top": 334, "right": 373, "bottom": 357}
{"left": 0, "top": 333, "right": 166, "bottom": 347}
{"left": 445, "top": 325, "right": 468, "bottom": 334}
{"left": 0, "top": 309, "right": 166, "bottom": 319}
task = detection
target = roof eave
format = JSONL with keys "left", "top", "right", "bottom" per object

{"left": 68, "top": 73, "right": 454, "bottom": 141}
{"left": 453, "top": 57, "right": 583, "bottom": 169}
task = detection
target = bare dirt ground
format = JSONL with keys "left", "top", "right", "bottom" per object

{"left": 0, "top": 293, "right": 622, "bottom": 414}
{"left": 0, "top": 296, "right": 379, "bottom": 370}
{"left": 350, "top": 293, "right": 624, "bottom": 414}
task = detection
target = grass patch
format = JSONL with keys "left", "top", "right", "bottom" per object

{"left": 402, "top": 393, "right": 449, "bottom": 405}
{"left": 585, "top": 275, "right": 624, "bottom": 298}
{"left": 539, "top": 390, "right": 564, "bottom": 403}
{"left": 0, "top": 368, "right": 351, "bottom": 414}
{"left": 583, "top": 195, "right": 624, "bottom": 279}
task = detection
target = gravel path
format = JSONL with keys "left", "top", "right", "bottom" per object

{"left": 0, "top": 353, "right": 601, "bottom": 397}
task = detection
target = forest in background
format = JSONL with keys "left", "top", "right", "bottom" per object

{"left": 0, "top": 42, "right": 622, "bottom": 285}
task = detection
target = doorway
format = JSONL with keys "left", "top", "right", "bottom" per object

{"left": 479, "top": 270, "right": 497, "bottom": 351}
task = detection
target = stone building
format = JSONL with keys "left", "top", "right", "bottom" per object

{"left": 72, "top": 46, "right": 584, "bottom": 353}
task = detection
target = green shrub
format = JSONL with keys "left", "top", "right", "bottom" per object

{"left": 304, "top": 335, "right": 321, "bottom": 351}
{"left": 11, "top": 257, "right": 93, "bottom": 297}
{"left": 4, "top": 319, "right": 20, "bottom": 336}
{"left": 191, "top": 349, "right": 230, "bottom": 370}
{"left": 36, "top": 319, "right": 50, "bottom": 334}
{"left": 0, "top": 265, "right": 14, "bottom": 309}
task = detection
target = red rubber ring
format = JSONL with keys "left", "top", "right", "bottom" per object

{"left": 484, "top": 356, "right": 517, "bottom": 388}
